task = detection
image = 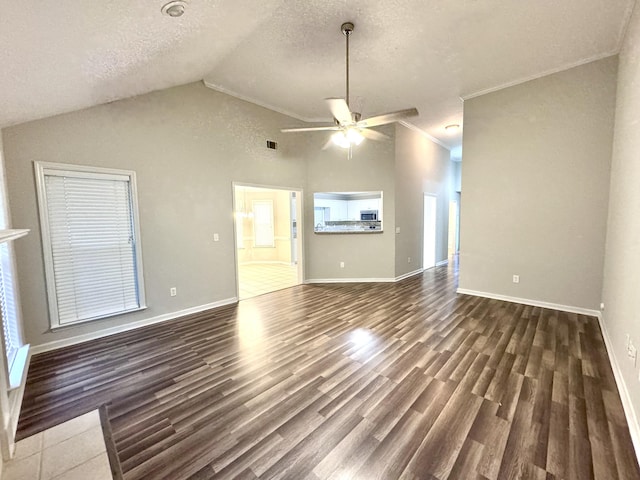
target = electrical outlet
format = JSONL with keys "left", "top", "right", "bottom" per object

{"left": 600, "top": 302, "right": 605, "bottom": 310}
{"left": 512, "top": 275, "right": 520, "bottom": 284}
{"left": 340, "top": 261, "right": 345, "bottom": 268}
{"left": 396, "top": 227, "right": 401, "bottom": 234}
{"left": 170, "top": 287, "right": 177, "bottom": 297}
{"left": 408, "top": 257, "right": 411, "bottom": 263}
{"left": 213, "top": 233, "right": 220, "bottom": 242}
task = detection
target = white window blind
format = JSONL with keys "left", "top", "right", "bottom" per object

{"left": 36, "top": 163, "right": 145, "bottom": 328}
{"left": 0, "top": 242, "right": 20, "bottom": 370}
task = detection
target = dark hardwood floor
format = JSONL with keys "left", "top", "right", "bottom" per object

{"left": 18, "top": 261, "right": 640, "bottom": 479}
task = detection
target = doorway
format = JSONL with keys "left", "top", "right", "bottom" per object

{"left": 233, "top": 184, "right": 303, "bottom": 300}
{"left": 423, "top": 194, "right": 437, "bottom": 270}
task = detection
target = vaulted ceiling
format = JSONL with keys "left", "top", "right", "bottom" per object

{"left": 0, "top": 0, "right": 635, "bottom": 155}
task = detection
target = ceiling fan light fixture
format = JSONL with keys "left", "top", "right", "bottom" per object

{"left": 346, "top": 128, "right": 364, "bottom": 145}
{"left": 280, "top": 21, "right": 418, "bottom": 152}
{"left": 332, "top": 128, "right": 364, "bottom": 148}
{"left": 331, "top": 131, "right": 350, "bottom": 148}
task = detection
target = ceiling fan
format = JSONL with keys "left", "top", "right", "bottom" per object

{"left": 281, "top": 22, "right": 419, "bottom": 150}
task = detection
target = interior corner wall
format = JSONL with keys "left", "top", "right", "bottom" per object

{"left": 602, "top": 2, "right": 640, "bottom": 444}
{"left": 1, "top": 82, "right": 308, "bottom": 348}
{"left": 459, "top": 56, "right": 617, "bottom": 310}
{"left": 394, "top": 125, "right": 453, "bottom": 278}
{"left": 304, "top": 128, "right": 396, "bottom": 281}
{"left": 452, "top": 161, "right": 462, "bottom": 192}
{"left": 0, "top": 130, "right": 8, "bottom": 467}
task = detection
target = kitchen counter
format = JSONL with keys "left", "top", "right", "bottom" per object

{"left": 314, "top": 220, "right": 382, "bottom": 233}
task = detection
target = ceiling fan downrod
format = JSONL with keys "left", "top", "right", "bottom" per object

{"left": 341, "top": 22, "right": 354, "bottom": 109}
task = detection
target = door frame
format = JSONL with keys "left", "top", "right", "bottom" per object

{"left": 423, "top": 193, "right": 437, "bottom": 270}
{"left": 231, "top": 182, "right": 305, "bottom": 300}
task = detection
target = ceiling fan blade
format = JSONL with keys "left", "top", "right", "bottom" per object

{"left": 326, "top": 98, "right": 353, "bottom": 125}
{"left": 358, "top": 108, "right": 419, "bottom": 128}
{"left": 360, "top": 128, "right": 390, "bottom": 141}
{"left": 321, "top": 137, "right": 335, "bottom": 150}
{"left": 281, "top": 125, "right": 341, "bottom": 133}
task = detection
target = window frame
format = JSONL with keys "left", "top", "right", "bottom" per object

{"left": 252, "top": 199, "right": 275, "bottom": 248}
{"left": 34, "top": 162, "right": 146, "bottom": 329}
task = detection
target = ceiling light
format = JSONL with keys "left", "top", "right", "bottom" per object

{"left": 331, "top": 131, "right": 350, "bottom": 149}
{"left": 445, "top": 124, "right": 460, "bottom": 132}
{"left": 332, "top": 128, "right": 364, "bottom": 149}
{"left": 161, "top": 1, "right": 186, "bottom": 17}
{"left": 346, "top": 128, "right": 364, "bottom": 145}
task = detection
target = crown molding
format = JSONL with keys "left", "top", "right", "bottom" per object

{"left": 398, "top": 121, "right": 451, "bottom": 150}
{"left": 202, "top": 80, "right": 326, "bottom": 123}
{"left": 461, "top": 50, "right": 619, "bottom": 101}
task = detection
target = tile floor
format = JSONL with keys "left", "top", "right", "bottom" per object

{"left": 3, "top": 410, "right": 112, "bottom": 480}
{"left": 238, "top": 262, "right": 299, "bottom": 299}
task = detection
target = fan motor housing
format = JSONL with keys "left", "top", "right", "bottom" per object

{"left": 341, "top": 22, "right": 354, "bottom": 36}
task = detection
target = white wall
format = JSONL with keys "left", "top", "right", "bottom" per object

{"left": 602, "top": 2, "right": 640, "bottom": 448}
{"left": 459, "top": 56, "right": 618, "bottom": 311}
{"left": 394, "top": 125, "right": 453, "bottom": 278}
{"left": 2, "top": 82, "right": 308, "bottom": 348}
{"left": 452, "top": 161, "right": 461, "bottom": 192}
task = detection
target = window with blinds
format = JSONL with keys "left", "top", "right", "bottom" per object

{"left": 35, "top": 163, "right": 146, "bottom": 328}
{"left": 252, "top": 200, "right": 275, "bottom": 247}
{"left": 0, "top": 242, "right": 20, "bottom": 370}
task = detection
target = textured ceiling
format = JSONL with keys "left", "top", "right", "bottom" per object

{"left": 0, "top": 0, "right": 635, "bottom": 154}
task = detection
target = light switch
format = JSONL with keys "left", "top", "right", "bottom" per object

{"left": 395, "top": 227, "right": 401, "bottom": 234}
{"left": 213, "top": 233, "right": 220, "bottom": 242}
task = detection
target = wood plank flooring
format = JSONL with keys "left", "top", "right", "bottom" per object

{"left": 18, "top": 261, "right": 640, "bottom": 479}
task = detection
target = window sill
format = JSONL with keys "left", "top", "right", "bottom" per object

{"left": 8, "top": 344, "right": 30, "bottom": 391}
{"left": 50, "top": 305, "right": 148, "bottom": 331}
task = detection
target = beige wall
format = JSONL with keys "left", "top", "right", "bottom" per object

{"left": 459, "top": 56, "right": 617, "bottom": 310}
{"left": 602, "top": 3, "right": 640, "bottom": 439}
{"left": 394, "top": 125, "right": 453, "bottom": 277}
{"left": 2, "top": 82, "right": 308, "bottom": 347}
{"left": 304, "top": 128, "right": 397, "bottom": 280}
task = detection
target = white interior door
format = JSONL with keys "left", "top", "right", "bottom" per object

{"left": 423, "top": 194, "right": 437, "bottom": 269}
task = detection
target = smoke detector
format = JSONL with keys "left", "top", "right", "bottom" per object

{"left": 161, "top": 1, "right": 187, "bottom": 17}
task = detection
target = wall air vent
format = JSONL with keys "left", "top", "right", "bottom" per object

{"left": 266, "top": 140, "right": 278, "bottom": 150}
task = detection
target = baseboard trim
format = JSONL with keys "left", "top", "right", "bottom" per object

{"left": 455, "top": 289, "right": 600, "bottom": 317}
{"left": 436, "top": 259, "right": 449, "bottom": 267}
{"left": 30, "top": 297, "right": 238, "bottom": 355}
{"left": 239, "top": 261, "right": 291, "bottom": 266}
{"left": 306, "top": 278, "right": 396, "bottom": 284}
{"left": 395, "top": 269, "right": 424, "bottom": 282}
{"left": 596, "top": 312, "right": 640, "bottom": 459}
{"left": 306, "top": 266, "right": 443, "bottom": 285}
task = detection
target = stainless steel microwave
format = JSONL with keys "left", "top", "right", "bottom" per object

{"left": 360, "top": 210, "right": 378, "bottom": 221}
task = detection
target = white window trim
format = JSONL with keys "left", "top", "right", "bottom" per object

{"left": 252, "top": 199, "right": 275, "bottom": 248}
{"left": 0, "top": 232, "right": 29, "bottom": 391}
{"left": 34, "top": 162, "right": 147, "bottom": 329}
